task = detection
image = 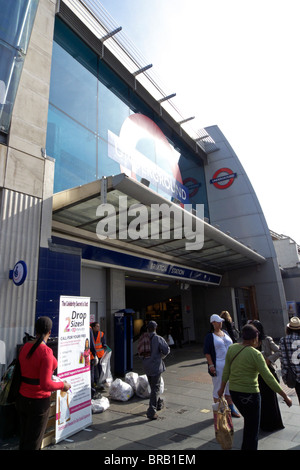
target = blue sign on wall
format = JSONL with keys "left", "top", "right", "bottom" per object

{"left": 9, "top": 260, "right": 27, "bottom": 286}
{"left": 52, "top": 237, "right": 222, "bottom": 286}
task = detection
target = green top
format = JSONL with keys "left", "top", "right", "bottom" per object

{"left": 222, "top": 343, "right": 283, "bottom": 394}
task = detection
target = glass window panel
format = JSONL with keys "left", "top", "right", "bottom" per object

{"left": 98, "top": 79, "right": 130, "bottom": 141}
{"left": 0, "top": 42, "right": 24, "bottom": 133}
{"left": 0, "top": 0, "right": 38, "bottom": 52}
{"left": 98, "top": 136, "right": 121, "bottom": 178}
{"left": 50, "top": 19, "right": 98, "bottom": 132}
{"left": 46, "top": 105, "right": 97, "bottom": 193}
{"left": 179, "top": 151, "right": 209, "bottom": 217}
{"left": 47, "top": 18, "right": 209, "bottom": 219}
{"left": 0, "top": 0, "right": 38, "bottom": 133}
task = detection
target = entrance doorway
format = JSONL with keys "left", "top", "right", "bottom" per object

{"left": 144, "top": 296, "right": 182, "bottom": 339}
{"left": 234, "top": 286, "right": 258, "bottom": 329}
{"left": 125, "top": 275, "right": 183, "bottom": 343}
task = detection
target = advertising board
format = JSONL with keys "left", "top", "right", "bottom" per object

{"left": 55, "top": 296, "right": 92, "bottom": 443}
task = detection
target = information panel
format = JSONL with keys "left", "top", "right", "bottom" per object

{"left": 55, "top": 296, "right": 92, "bottom": 443}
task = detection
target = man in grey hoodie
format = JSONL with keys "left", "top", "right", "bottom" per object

{"left": 142, "top": 321, "right": 170, "bottom": 419}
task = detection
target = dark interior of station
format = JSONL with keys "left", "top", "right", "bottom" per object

{"left": 125, "top": 274, "right": 183, "bottom": 342}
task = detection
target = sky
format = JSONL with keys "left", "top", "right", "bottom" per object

{"left": 98, "top": 0, "right": 300, "bottom": 244}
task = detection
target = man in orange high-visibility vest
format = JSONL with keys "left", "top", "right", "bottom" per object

{"left": 90, "top": 322, "right": 107, "bottom": 392}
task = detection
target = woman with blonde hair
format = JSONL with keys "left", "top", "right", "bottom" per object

{"left": 220, "top": 310, "right": 239, "bottom": 343}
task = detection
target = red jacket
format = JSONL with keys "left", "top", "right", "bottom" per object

{"left": 19, "top": 342, "right": 64, "bottom": 399}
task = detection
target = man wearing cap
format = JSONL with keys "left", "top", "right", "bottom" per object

{"left": 143, "top": 321, "right": 170, "bottom": 420}
{"left": 279, "top": 316, "right": 300, "bottom": 404}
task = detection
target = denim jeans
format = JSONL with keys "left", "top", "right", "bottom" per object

{"left": 230, "top": 390, "right": 261, "bottom": 450}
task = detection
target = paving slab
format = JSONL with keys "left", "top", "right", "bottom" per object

{"left": 1, "top": 343, "right": 299, "bottom": 454}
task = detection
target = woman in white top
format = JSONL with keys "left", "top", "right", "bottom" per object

{"left": 204, "top": 314, "right": 240, "bottom": 417}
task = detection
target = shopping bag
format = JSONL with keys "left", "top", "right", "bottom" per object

{"left": 285, "top": 366, "right": 297, "bottom": 388}
{"left": 167, "top": 334, "right": 174, "bottom": 346}
{"left": 213, "top": 397, "right": 234, "bottom": 450}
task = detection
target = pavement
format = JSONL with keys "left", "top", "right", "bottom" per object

{"left": 1, "top": 343, "right": 300, "bottom": 454}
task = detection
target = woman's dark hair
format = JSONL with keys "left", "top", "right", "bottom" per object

{"left": 249, "top": 320, "right": 265, "bottom": 340}
{"left": 241, "top": 324, "right": 258, "bottom": 340}
{"left": 286, "top": 327, "right": 300, "bottom": 336}
{"left": 26, "top": 316, "right": 52, "bottom": 359}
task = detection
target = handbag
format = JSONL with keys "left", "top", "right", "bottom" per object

{"left": 283, "top": 339, "right": 297, "bottom": 388}
{"left": 167, "top": 334, "right": 174, "bottom": 346}
{"left": 214, "top": 396, "right": 234, "bottom": 450}
{"left": 0, "top": 359, "right": 22, "bottom": 405}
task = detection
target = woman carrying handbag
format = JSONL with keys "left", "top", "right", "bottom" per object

{"left": 218, "top": 324, "right": 292, "bottom": 450}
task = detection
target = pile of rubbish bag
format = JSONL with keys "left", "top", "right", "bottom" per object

{"left": 109, "top": 372, "right": 164, "bottom": 401}
{"left": 90, "top": 351, "right": 164, "bottom": 413}
{"left": 91, "top": 372, "right": 164, "bottom": 413}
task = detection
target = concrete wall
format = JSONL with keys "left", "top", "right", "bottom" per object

{"left": 106, "top": 269, "right": 126, "bottom": 348}
{"left": 0, "top": 0, "right": 56, "bottom": 364}
{"left": 81, "top": 263, "right": 106, "bottom": 328}
{"left": 282, "top": 267, "right": 300, "bottom": 305}
{"left": 274, "top": 238, "right": 300, "bottom": 269}
{"left": 203, "top": 126, "right": 288, "bottom": 339}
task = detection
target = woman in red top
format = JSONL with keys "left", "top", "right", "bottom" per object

{"left": 17, "top": 316, "right": 71, "bottom": 450}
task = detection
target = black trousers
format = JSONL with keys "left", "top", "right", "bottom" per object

{"left": 146, "top": 374, "right": 161, "bottom": 418}
{"left": 230, "top": 390, "right": 261, "bottom": 450}
{"left": 16, "top": 394, "right": 51, "bottom": 450}
{"left": 295, "top": 381, "right": 300, "bottom": 405}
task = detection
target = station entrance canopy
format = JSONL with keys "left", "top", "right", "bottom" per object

{"left": 52, "top": 174, "right": 266, "bottom": 285}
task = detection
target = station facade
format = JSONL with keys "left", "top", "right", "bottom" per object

{"left": 0, "top": 0, "right": 289, "bottom": 364}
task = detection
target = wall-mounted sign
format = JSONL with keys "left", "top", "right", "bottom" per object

{"left": 52, "top": 236, "right": 222, "bottom": 286}
{"left": 183, "top": 177, "right": 201, "bottom": 198}
{"left": 210, "top": 168, "right": 237, "bottom": 189}
{"left": 9, "top": 260, "right": 27, "bottom": 286}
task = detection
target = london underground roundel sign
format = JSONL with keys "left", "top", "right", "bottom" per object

{"left": 210, "top": 168, "right": 237, "bottom": 189}
{"left": 11, "top": 260, "right": 27, "bottom": 286}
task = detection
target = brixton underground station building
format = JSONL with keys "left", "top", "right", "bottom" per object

{"left": 0, "top": 0, "right": 292, "bottom": 369}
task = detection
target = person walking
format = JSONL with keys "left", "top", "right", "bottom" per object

{"left": 220, "top": 310, "right": 239, "bottom": 343}
{"left": 249, "top": 320, "right": 284, "bottom": 432}
{"left": 218, "top": 324, "right": 292, "bottom": 450}
{"left": 279, "top": 316, "right": 300, "bottom": 405}
{"left": 142, "top": 321, "right": 170, "bottom": 420}
{"left": 17, "top": 316, "right": 71, "bottom": 450}
{"left": 204, "top": 314, "right": 240, "bottom": 417}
